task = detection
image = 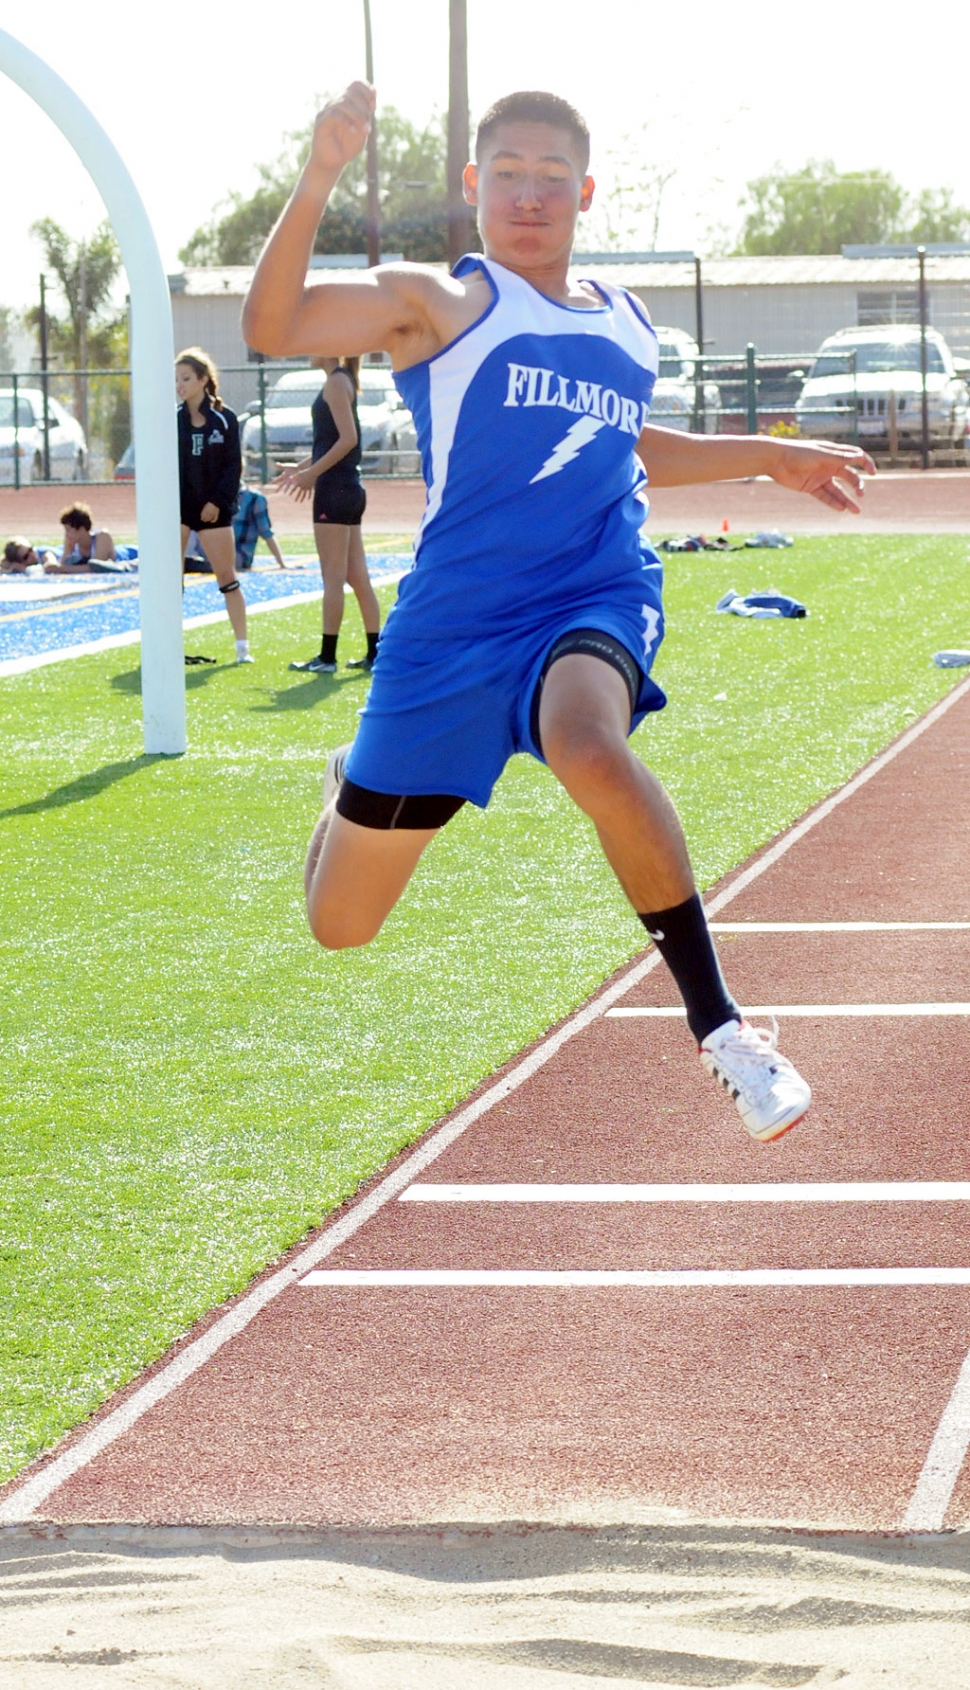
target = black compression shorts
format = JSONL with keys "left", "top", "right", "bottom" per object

{"left": 180, "top": 504, "right": 233, "bottom": 532}
{"left": 313, "top": 479, "right": 367, "bottom": 525}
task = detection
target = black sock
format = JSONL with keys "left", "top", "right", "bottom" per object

{"left": 366, "top": 630, "right": 380, "bottom": 662}
{"left": 638, "top": 893, "right": 740, "bottom": 1044}
{"left": 320, "top": 634, "right": 338, "bottom": 664}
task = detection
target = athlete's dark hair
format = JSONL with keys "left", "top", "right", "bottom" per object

{"left": 337, "top": 355, "right": 361, "bottom": 392}
{"left": 475, "top": 91, "right": 590, "bottom": 172}
{"left": 58, "top": 501, "right": 93, "bottom": 531}
{"left": 175, "top": 346, "right": 224, "bottom": 411}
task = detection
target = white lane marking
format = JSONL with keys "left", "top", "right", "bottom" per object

{"left": 902, "top": 1349, "right": 970, "bottom": 1531}
{"left": 3, "top": 678, "right": 967, "bottom": 1523}
{"left": 710, "top": 921, "right": 970, "bottom": 932}
{"left": 607, "top": 1004, "right": 970, "bottom": 1018}
{"left": 301, "top": 1268, "right": 970, "bottom": 1288}
{"left": 400, "top": 1182, "right": 970, "bottom": 1204}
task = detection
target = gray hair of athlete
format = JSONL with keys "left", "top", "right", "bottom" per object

{"left": 475, "top": 91, "right": 590, "bottom": 173}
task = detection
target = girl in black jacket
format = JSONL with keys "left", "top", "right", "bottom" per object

{"left": 175, "top": 347, "right": 250, "bottom": 662}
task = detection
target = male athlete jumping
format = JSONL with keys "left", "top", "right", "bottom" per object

{"left": 244, "top": 83, "right": 874, "bottom": 1143}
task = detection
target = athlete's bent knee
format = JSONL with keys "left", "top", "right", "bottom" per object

{"left": 307, "top": 899, "right": 384, "bottom": 951}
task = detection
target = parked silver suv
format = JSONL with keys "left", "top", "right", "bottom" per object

{"left": 795, "top": 326, "right": 969, "bottom": 457}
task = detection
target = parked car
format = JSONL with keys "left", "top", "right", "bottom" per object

{"left": 0, "top": 388, "right": 88, "bottom": 483}
{"left": 241, "top": 366, "right": 410, "bottom": 479}
{"left": 358, "top": 364, "right": 420, "bottom": 474}
{"left": 650, "top": 327, "right": 721, "bottom": 433}
{"left": 113, "top": 441, "right": 135, "bottom": 481}
{"left": 795, "top": 326, "right": 970, "bottom": 457}
{"left": 710, "top": 356, "right": 809, "bottom": 434}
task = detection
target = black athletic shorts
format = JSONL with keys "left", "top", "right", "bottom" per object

{"left": 313, "top": 479, "right": 367, "bottom": 526}
{"left": 180, "top": 504, "right": 233, "bottom": 532}
{"left": 335, "top": 627, "right": 641, "bottom": 830}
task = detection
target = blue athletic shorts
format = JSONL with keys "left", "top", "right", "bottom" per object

{"left": 345, "top": 592, "right": 667, "bottom": 809}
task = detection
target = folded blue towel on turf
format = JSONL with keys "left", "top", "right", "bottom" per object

{"left": 716, "top": 588, "right": 807, "bottom": 619}
{"left": 744, "top": 529, "right": 794, "bottom": 549}
{"left": 932, "top": 650, "right": 970, "bottom": 667}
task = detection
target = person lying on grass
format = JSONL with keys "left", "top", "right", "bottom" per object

{"left": 243, "top": 80, "right": 875, "bottom": 1145}
{"left": 44, "top": 502, "right": 137, "bottom": 574}
{"left": 2, "top": 537, "right": 58, "bottom": 573}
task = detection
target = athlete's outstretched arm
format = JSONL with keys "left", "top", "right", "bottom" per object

{"left": 636, "top": 426, "right": 875, "bottom": 513}
{"left": 243, "top": 83, "right": 434, "bottom": 360}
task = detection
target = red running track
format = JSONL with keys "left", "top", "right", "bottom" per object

{"left": 3, "top": 682, "right": 970, "bottom": 1533}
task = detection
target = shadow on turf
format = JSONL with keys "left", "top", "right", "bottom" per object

{"left": 0, "top": 754, "right": 170, "bottom": 819}
{"left": 110, "top": 663, "right": 237, "bottom": 696}
{"left": 251, "top": 671, "right": 366, "bottom": 713}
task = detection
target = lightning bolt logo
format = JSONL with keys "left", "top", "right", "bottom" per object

{"left": 529, "top": 415, "right": 606, "bottom": 483}
{"left": 641, "top": 603, "right": 661, "bottom": 661}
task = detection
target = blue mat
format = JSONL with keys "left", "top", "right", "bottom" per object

{"left": 0, "top": 555, "right": 412, "bottom": 665}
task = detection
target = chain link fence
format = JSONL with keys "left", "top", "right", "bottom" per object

{"left": 4, "top": 247, "right": 970, "bottom": 486}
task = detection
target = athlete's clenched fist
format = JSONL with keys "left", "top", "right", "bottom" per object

{"left": 309, "top": 82, "right": 376, "bottom": 177}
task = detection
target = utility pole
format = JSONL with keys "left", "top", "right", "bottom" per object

{"left": 447, "top": 0, "right": 473, "bottom": 266}
{"left": 362, "top": 0, "right": 380, "bottom": 267}
{"left": 77, "top": 240, "right": 89, "bottom": 443}
{"left": 38, "top": 272, "right": 51, "bottom": 480}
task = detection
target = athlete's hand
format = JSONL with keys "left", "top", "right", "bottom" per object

{"left": 273, "top": 465, "right": 315, "bottom": 501}
{"left": 768, "top": 439, "right": 876, "bottom": 513}
{"left": 308, "top": 83, "right": 375, "bottom": 179}
{"left": 200, "top": 501, "right": 220, "bottom": 524}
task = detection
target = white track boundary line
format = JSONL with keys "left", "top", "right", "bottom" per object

{"left": 300, "top": 1268, "right": 970, "bottom": 1288}
{"left": 902, "top": 1349, "right": 970, "bottom": 1530}
{"left": 608, "top": 1003, "right": 970, "bottom": 1018}
{"left": 0, "top": 571, "right": 410, "bottom": 679}
{"left": 2, "top": 673, "right": 968, "bottom": 1524}
{"left": 399, "top": 1182, "right": 970, "bottom": 1204}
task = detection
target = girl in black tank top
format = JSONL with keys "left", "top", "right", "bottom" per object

{"left": 275, "top": 356, "right": 381, "bottom": 673}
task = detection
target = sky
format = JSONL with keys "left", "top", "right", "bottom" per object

{"left": 3, "top": 0, "right": 970, "bottom": 332}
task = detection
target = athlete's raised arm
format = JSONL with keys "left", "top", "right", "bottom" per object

{"left": 243, "top": 84, "right": 460, "bottom": 364}
{"left": 636, "top": 426, "right": 875, "bottom": 513}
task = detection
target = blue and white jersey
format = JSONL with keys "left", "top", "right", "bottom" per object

{"left": 392, "top": 255, "right": 660, "bottom": 640}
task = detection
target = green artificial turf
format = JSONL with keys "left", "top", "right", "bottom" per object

{"left": 1, "top": 533, "right": 967, "bottom": 1480}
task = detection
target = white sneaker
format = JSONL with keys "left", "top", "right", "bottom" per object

{"left": 322, "top": 743, "right": 351, "bottom": 809}
{"left": 700, "top": 1017, "right": 811, "bottom": 1142}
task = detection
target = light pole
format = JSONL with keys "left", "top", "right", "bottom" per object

{"left": 362, "top": 0, "right": 381, "bottom": 267}
{"left": 447, "top": 0, "right": 473, "bottom": 266}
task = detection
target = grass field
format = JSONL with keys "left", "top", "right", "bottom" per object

{"left": 1, "top": 532, "right": 967, "bottom": 1484}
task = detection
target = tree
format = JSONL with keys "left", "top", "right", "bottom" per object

{"left": 738, "top": 161, "right": 905, "bottom": 255}
{"left": 27, "top": 219, "right": 125, "bottom": 440}
{"left": 24, "top": 220, "right": 129, "bottom": 470}
{"left": 0, "top": 306, "right": 16, "bottom": 372}
{"left": 582, "top": 125, "right": 678, "bottom": 254}
{"left": 179, "top": 105, "right": 464, "bottom": 268}
{"left": 908, "top": 187, "right": 970, "bottom": 245}
{"left": 736, "top": 161, "right": 970, "bottom": 255}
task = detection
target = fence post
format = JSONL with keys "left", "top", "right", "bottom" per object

{"left": 692, "top": 256, "right": 705, "bottom": 433}
{"left": 12, "top": 370, "right": 19, "bottom": 490}
{"left": 918, "top": 245, "right": 930, "bottom": 470}
{"left": 745, "top": 342, "right": 757, "bottom": 435}
{"left": 258, "top": 360, "right": 268, "bottom": 485}
{"left": 39, "top": 272, "right": 51, "bottom": 481}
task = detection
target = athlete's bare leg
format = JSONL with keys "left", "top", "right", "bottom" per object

{"left": 305, "top": 806, "right": 436, "bottom": 948}
{"left": 315, "top": 522, "right": 351, "bottom": 636}
{"left": 345, "top": 527, "right": 381, "bottom": 633}
{"left": 182, "top": 525, "right": 248, "bottom": 642}
{"left": 539, "top": 653, "right": 695, "bottom": 912}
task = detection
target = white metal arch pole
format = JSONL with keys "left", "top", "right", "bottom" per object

{"left": 0, "top": 29, "right": 185, "bottom": 754}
